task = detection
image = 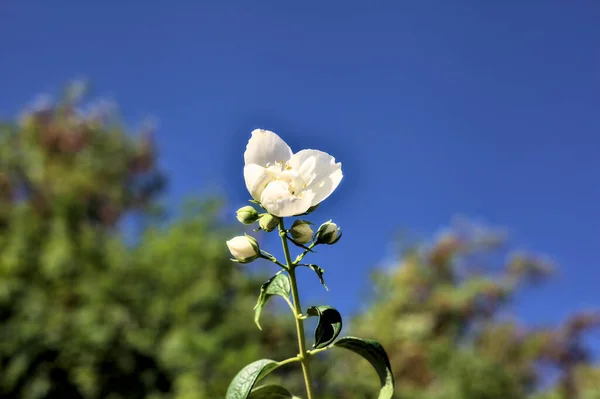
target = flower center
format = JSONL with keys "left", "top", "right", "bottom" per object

{"left": 265, "top": 161, "right": 306, "bottom": 196}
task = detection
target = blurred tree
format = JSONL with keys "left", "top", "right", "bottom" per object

{"left": 1, "top": 84, "right": 597, "bottom": 399}
{"left": 319, "top": 221, "right": 599, "bottom": 399}
{"left": 0, "top": 85, "right": 298, "bottom": 399}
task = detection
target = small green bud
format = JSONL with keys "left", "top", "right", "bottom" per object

{"left": 315, "top": 220, "right": 342, "bottom": 245}
{"left": 236, "top": 205, "right": 259, "bottom": 225}
{"left": 259, "top": 213, "right": 280, "bottom": 232}
{"left": 226, "top": 234, "right": 260, "bottom": 263}
{"left": 290, "top": 220, "right": 314, "bottom": 244}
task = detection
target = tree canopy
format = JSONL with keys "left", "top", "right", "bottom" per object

{"left": 0, "top": 85, "right": 597, "bottom": 398}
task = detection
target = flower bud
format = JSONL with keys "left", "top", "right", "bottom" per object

{"left": 315, "top": 221, "right": 342, "bottom": 245}
{"left": 226, "top": 235, "right": 260, "bottom": 263}
{"left": 259, "top": 213, "right": 280, "bottom": 232}
{"left": 236, "top": 205, "right": 259, "bottom": 225}
{"left": 290, "top": 220, "right": 314, "bottom": 244}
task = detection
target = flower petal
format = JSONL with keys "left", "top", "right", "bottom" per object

{"left": 226, "top": 235, "right": 259, "bottom": 262}
{"left": 288, "top": 149, "right": 343, "bottom": 205}
{"left": 244, "top": 129, "right": 293, "bottom": 167}
{"left": 244, "top": 164, "right": 274, "bottom": 201}
{"left": 308, "top": 166, "right": 342, "bottom": 205}
{"left": 260, "top": 180, "right": 314, "bottom": 217}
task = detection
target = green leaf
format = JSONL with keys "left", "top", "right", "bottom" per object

{"left": 254, "top": 273, "right": 291, "bottom": 330}
{"left": 248, "top": 384, "right": 296, "bottom": 398}
{"left": 226, "top": 359, "right": 280, "bottom": 399}
{"left": 333, "top": 337, "right": 395, "bottom": 399}
{"left": 306, "top": 305, "right": 342, "bottom": 349}
{"left": 301, "top": 264, "right": 328, "bottom": 290}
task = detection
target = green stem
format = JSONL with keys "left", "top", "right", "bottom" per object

{"left": 282, "top": 295, "right": 295, "bottom": 313}
{"left": 307, "top": 346, "right": 330, "bottom": 356}
{"left": 293, "top": 242, "right": 317, "bottom": 265}
{"left": 259, "top": 252, "right": 288, "bottom": 269}
{"left": 277, "top": 356, "right": 301, "bottom": 367}
{"left": 279, "top": 220, "right": 315, "bottom": 399}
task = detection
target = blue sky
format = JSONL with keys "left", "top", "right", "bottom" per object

{"left": 1, "top": 1, "right": 598, "bottom": 346}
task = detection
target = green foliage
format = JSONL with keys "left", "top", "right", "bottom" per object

{"left": 248, "top": 384, "right": 296, "bottom": 398}
{"left": 300, "top": 264, "right": 327, "bottom": 290}
{"left": 1, "top": 85, "right": 598, "bottom": 399}
{"left": 225, "top": 359, "right": 280, "bottom": 399}
{"left": 320, "top": 226, "right": 599, "bottom": 399}
{"left": 0, "top": 86, "right": 298, "bottom": 399}
{"left": 306, "top": 306, "right": 342, "bottom": 349}
{"left": 254, "top": 273, "right": 291, "bottom": 330}
{"left": 332, "top": 337, "right": 395, "bottom": 399}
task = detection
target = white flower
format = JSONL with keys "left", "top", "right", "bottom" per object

{"left": 226, "top": 235, "right": 260, "bottom": 263}
{"left": 243, "top": 129, "right": 343, "bottom": 217}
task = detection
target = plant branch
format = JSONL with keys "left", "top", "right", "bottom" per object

{"left": 279, "top": 220, "right": 315, "bottom": 399}
{"left": 259, "top": 251, "right": 288, "bottom": 269}
{"left": 277, "top": 356, "right": 301, "bottom": 367}
{"left": 293, "top": 242, "right": 317, "bottom": 265}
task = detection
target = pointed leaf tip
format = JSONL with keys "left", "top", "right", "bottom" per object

{"left": 333, "top": 336, "right": 394, "bottom": 399}
{"left": 304, "top": 264, "right": 327, "bottom": 290}
{"left": 254, "top": 273, "right": 291, "bottom": 330}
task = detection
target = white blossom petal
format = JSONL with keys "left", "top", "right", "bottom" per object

{"left": 244, "top": 129, "right": 293, "bottom": 167}
{"left": 260, "top": 180, "right": 314, "bottom": 217}
{"left": 308, "top": 166, "right": 342, "bottom": 206}
{"left": 226, "top": 235, "right": 259, "bottom": 262}
{"left": 243, "top": 164, "right": 275, "bottom": 201}
{"left": 288, "top": 149, "right": 342, "bottom": 205}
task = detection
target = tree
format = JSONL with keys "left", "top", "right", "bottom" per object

{"left": 321, "top": 220, "right": 599, "bottom": 399}
{"left": 0, "top": 85, "right": 297, "bottom": 399}
{"left": 2, "top": 84, "right": 597, "bottom": 399}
